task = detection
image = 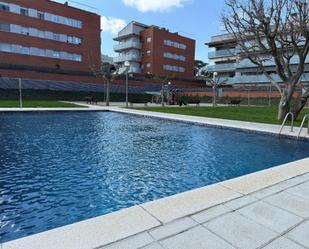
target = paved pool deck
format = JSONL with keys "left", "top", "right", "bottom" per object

{"left": 1, "top": 106, "right": 309, "bottom": 249}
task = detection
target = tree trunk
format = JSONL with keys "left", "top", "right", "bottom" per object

{"left": 277, "top": 84, "right": 294, "bottom": 120}
{"left": 106, "top": 80, "right": 110, "bottom": 106}
{"left": 278, "top": 97, "right": 289, "bottom": 120}
{"left": 292, "top": 94, "right": 309, "bottom": 120}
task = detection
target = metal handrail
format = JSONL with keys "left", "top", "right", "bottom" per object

{"left": 297, "top": 114, "right": 309, "bottom": 139}
{"left": 279, "top": 112, "right": 294, "bottom": 136}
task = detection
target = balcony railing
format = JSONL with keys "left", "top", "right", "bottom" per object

{"left": 113, "top": 41, "right": 142, "bottom": 52}
{"left": 118, "top": 66, "right": 141, "bottom": 74}
{"left": 113, "top": 54, "right": 141, "bottom": 63}
{"left": 237, "top": 56, "right": 309, "bottom": 69}
{"left": 208, "top": 49, "right": 237, "bottom": 59}
{"left": 210, "top": 34, "right": 235, "bottom": 43}
{"left": 207, "top": 63, "right": 236, "bottom": 72}
{"left": 217, "top": 73, "right": 309, "bottom": 85}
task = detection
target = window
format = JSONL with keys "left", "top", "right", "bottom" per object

{"left": 0, "top": 2, "right": 9, "bottom": 11}
{"left": 146, "top": 50, "right": 151, "bottom": 55}
{"left": 163, "top": 64, "right": 185, "bottom": 73}
{"left": 37, "top": 30, "right": 45, "bottom": 38}
{"left": 163, "top": 52, "right": 186, "bottom": 61}
{"left": 0, "top": 43, "right": 11, "bottom": 52}
{"left": 20, "top": 8, "right": 29, "bottom": 16}
{"left": 146, "top": 37, "right": 151, "bottom": 43}
{"left": 0, "top": 3, "right": 82, "bottom": 28}
{"left": 21, "top": 46, "right": 30, "bottom": 55}
{"left": 53, "top": 33, "right": 60, "bottom": 41}
{"left": 37, "top": 48, "right": 45, "bottom": 57}
{"left": 21, "top": 27, "right": 29, "bottom": 35}
{"left": 53, "top": 51, "right": 60, "bottom": 58}
{"left": 37, "top": 11, "right": 44, "bottom": 20}
{"left": 164, "top": 39, "right": 187, "bottom": 50}
{"left": 146, "top": 63, "right": 151, "bottom": 68}
{"left": 0, "top": 42, "right": 81, "bottom": 61}
{"left": 73, "top": 54, "right": 82, "bottom": 62}
{"left": 0, "top": 22, "right": 10, "bottom": 32}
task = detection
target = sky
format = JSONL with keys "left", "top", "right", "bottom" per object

{"left": 53, "top": 0, "right": 227, "bottom": 62}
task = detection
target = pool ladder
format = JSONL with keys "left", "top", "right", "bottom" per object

{"left": 297, "top": 114, "right": 309, "bottom": 139}
{"left": 279, "top": 112, "right": 294, "bottom": 137}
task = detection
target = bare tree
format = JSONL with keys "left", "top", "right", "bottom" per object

{"left": 92, "top": 62, "right": 117, "bottom": 106}
{"left": 222, "top": 0, "right": 309, "bottom": 120}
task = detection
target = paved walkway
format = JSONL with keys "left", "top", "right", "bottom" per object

{"left": 101, "top": 171, "right": 309, "bottom": 249}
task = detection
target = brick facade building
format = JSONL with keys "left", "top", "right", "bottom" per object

{"left": 114, "top": 21, "right": 195, "bottom": 80}
{"left": 0, "top": 0, "right": 101, "bottom": 83}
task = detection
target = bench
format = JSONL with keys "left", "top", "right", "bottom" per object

{"left": 187, "top": 100, "right": 201, "bottom": 107}
{"left": 85, "top": 96, "right": 98, "bottom": 105}
{"left": 229, "top": 100, "right": 241, "bottom": 106}
{"left": 129, "top": 100, "right": 148, "bottom": 107}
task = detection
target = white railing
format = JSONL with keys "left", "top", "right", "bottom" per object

{"left": 113, "top": 54, "right": 141, "bottom": 63}
{"left": 279, "top": 112, "right": 294, "bottom": 137}
{"left": 113, "top": 41, "right": 142, "bottom": 51}
{"left": 297, "top": 114, "right": 309, "bottom": 139}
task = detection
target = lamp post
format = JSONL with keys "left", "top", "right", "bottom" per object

{"left": 167, "top": 81, "right": 171, "bottom": 105}
{"left": 213, "top": 72, "right": 218, "bottom": 107}
{"left": 19, "top": 78, "right": 23, "bottom": 109}
{"left": 124, "top": 61, "right": 130, "bottom": 107}
{"left": 161, "top": 83, "right": 165, "bottom": 107}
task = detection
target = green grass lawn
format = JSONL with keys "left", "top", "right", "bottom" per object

{"left": 134, "top": 106, "right": 309, "bottom": 126}
{"left": 0, "top": 100, "right": 84, "bottom": 108}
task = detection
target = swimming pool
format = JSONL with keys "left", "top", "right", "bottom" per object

{"left": 0, "top": 111, "right": 308, "bottom": 243}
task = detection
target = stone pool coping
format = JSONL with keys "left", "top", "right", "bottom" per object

{"left": 110, "top": 107, "right": 309, "bottom": 141}
{"left": 0, "top": 105, "right": 308, "bottom": 140}
{"left": 1, "top": 106, "right": 309, "bottom": 249}
{"left": 1, "top": 157, "right": 309, "bottom": 249}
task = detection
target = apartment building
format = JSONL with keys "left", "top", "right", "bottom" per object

{"left": 113, "top": 21, "right": 195, "bottom": 79}
{"left": 0, "top": 0, "right": 101, "bottom": 83}
{"left": 206, "top": 34, "right": 309, "bottom": 85}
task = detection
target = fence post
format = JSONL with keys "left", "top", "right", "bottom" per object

{"left": 268, "top": 84, "right": 272, "bottom": 106}
{"left": 19, "top": 78, "right": 23, "bottom": 109}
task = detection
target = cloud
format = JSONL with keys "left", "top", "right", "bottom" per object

{"left": 101, "top": 16, "right": 126, "bottom": 35}
{"left": 122, "top": 0, "right": 188, "bottom": 12}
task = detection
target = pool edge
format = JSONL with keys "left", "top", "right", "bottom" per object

{"left": 2, "top": 157, "right": 309, "bottom": 249}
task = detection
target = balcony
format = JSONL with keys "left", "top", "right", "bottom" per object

{"left": 237, "top": 56, "right": 309, "bottom": 69}
{"left": 113, "top": 41, "right": 142, "bottom": 52}
{"left": 113, "top": 54, "right": 141, "bottom": 63}
{"left": 208, "top": 49, "right": 237, "bottom": 59}
{"left": 207, "top": 63, "right": 236, "bottom": 72}
{"left": 210, "top": 34, "right": 235, "bottom": 43}
{"left": 219, "top": 73, "right": 309, "bottom": 85}
{"left": 118, "top": 66, "right": 141, "bottom": 74}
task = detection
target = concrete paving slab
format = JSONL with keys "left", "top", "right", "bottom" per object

{"left": 237, "top": 201, "right": 303, "bottom": 233}
{"left": 160, "top": 226, "right": 235, "bottom": 249}
{"left": 205, "top": 212, "right": 278, "bottom": 249}
{"left": 101, "top": 232, "right": 154, "bottom": 249}
{"left": 252, "top": 185, "right": 283, "bottom": 199}
{"left": 262, "top": 237, "right": 305, "bottom": 249}
{"left": 191, "top": 205, "right": 231, "bottom": 224}
{"left": 141, "top": 243, "right": 164, "bottom": 249}
{"left": 286, "top": 220, "right": 309, "bottom": 248}
{"left": 264, "top": 192, "right": 309, "bottom": 218}
{"left": 223, "top": 195, "right": 258, "bottom": 210}
{"left": 286, "top": 182, "right": 309, "bottom": 200}
{"left": 149, "top": 217, "right": 198, "bottom": 241}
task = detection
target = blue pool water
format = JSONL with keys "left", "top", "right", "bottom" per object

{"left": 0, "top": 112, "right": 308, "bottom": 243}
